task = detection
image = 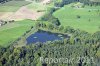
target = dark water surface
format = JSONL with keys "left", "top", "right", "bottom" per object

{"left": 26, "top": 30, "right": 69, "bottom": 44}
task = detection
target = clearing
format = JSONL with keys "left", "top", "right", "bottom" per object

{"left": 53, "top": 3, "right": 100, "bottom": 33}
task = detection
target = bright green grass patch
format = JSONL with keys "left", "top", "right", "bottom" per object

{"left": 0, "top": 26, "right": 29, "bottom": 47}
{"left": 53, "top": 5, "right": 100, "bottom": 33}
{"left": 0, "top": 19, "right": 35, "bottom": 47}
{"left": 26, "top": 2, "right": 47, "bottom": 11}
{"left": 26, "top": 1, "right": 54, "bottom": 11}
{"left": 85, "top": 5, "right": 100, "bottom": 9}
{"left": 0, "top": 6, "right": 20, "bottom": 12}
{"left": 0, "top": 1, "right": 31, "bottom": 12}
{"left": 0, "top": 1, "right": 30, "bottom": 6}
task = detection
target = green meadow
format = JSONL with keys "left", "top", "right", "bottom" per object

{"left": 0, "top": 1, "right": 31, "bottom": 12}
{"left": 26, "top": 1, "right": 54, "bottom": 12}
{"left": 53, "top": 4, "right": 100, "bottom": 33}
{"left": 26, "top": 2, "right": 47, "bottom": 11}
{"left": 0, "top": 20, "right": 35, "bottom": 47}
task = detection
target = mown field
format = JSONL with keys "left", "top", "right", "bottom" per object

{"left": 0, "top": 20, "right": 35, "bottom": 47}
{"left": 0, "top": 1, "right": 31, "bottom": 12}
{"left": 53, "top": 4, "right": 100, "bottom": 33}
{"left": 0, "top": 0, "right": 54, "bottom": 47}
{"left": 26, "top": 1, "right": 54, "bottom": 12}
{"left": 26, "top": 2, "right": 47, "bottom": 11}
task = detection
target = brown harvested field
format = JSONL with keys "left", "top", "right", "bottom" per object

{"left": 0, "top": 12, "right": 13, "bottom": 20}
{"left": 0, "top": 6, "right": 44, "bottom": 21}
{"left": 7, "top": 6, "right": 44, "bottom": 21}
{"left": 0, "top": 0, "right": 52, "bottom": 21}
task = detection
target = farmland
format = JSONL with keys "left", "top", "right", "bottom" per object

{"left": 0, "top": 0, "right": 51, "bottom": 20}
{"left": 0, "top": 1, "right": 31, "bottom": 12}
{"left": 0, "top": 1, "right": 31, "bottom": 20}
{"left": 0, "top": 19, "right": 35, "bottom": 47}
{"left": 0, "top": 0, "right": 53, "bottom": 47}
{"left": 53, "top": 3, "right": 100, "bottom": 33}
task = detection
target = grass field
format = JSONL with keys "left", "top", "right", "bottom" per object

{"left": 0, "top": 1, "right": 53, "bottom": 20}
{"left": 0, "top": 19, "right": 35, "bottom": 47}
{"left": 0, "top": 0, "right": 53, "bottom": 47}
{"left": 0, "top": 1, "right": 31, "bottom": 12}
{"left": 53, "top": 4, "right": 100, "bottom": 33}
{"left": 26, "top": 2, "right": 47, "bottom": 11}
{"left": 26, "top": 1, "right": 54, "bottom": 12}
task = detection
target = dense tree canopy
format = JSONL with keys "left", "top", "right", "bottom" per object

{"left": 54, "top": 0, "right": 100, "bottom": 7}
{"left": 0, "top": 0, "right": 11, "bottom": 3}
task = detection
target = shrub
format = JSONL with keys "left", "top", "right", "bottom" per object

{"left": 76, "top": 15, "right": 81, "bottom": 18}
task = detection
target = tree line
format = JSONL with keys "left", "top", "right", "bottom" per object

{"left": 0, "top": 0, "right": 11, "bottom": 3}
{"left": 54, "top": 0, "right": 100, "bottom": 7}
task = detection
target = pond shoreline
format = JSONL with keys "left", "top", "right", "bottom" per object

{"left": 39, "top": 28, "right": 71, "bottom": 37}
{"left": 14, "top": 27, "right": 71, "bottom": 47}
{"left": 26, "top": 28, "right": 70, "bottom": 44}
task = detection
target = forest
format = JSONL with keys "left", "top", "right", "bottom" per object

{"left": 0, "top": 0, "right": 12, "bottom": 3}
{"left": 54, "top": 0, "right": 100, "bottom": 7}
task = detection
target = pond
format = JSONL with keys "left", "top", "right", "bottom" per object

{"left": 26, "top": 30, "right": 70, "bottom": 44}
